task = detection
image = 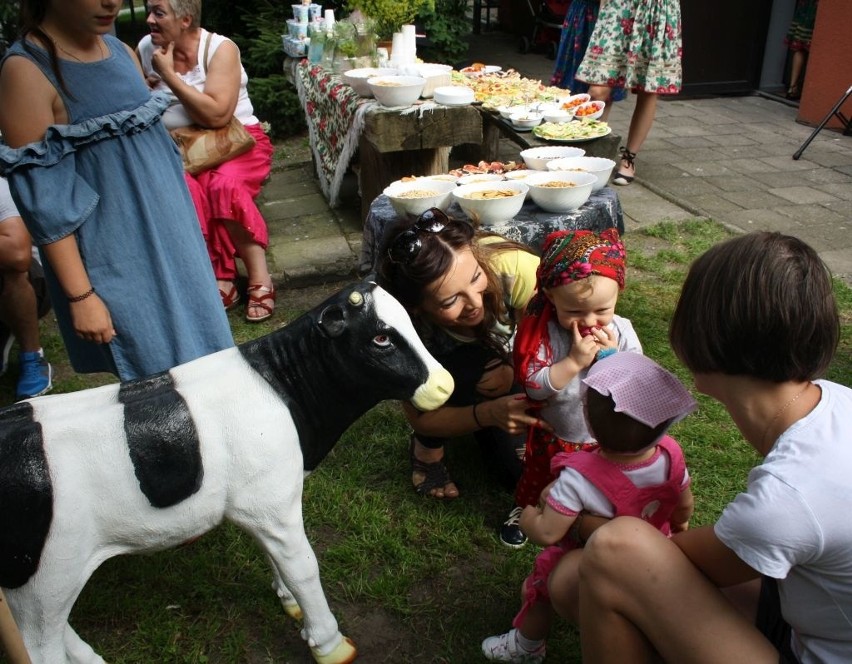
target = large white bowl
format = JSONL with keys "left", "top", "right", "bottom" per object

{"left": 453, "top": 180, "right": 529, "bottom": 225}
{"left": 457, "top": 173, "right": 504, "bottom": 186}
{"left": 367, "top": 75, "right": 426, "bottom": 107}
{"left": 574, "top": 100, "right": 606, "bottom": 120}
{"left": 543, "top": 108, "right": 574, "bottom": 124}
{"left": 520, "top": 145, "right": 586, "bottom": 170}
{"left": 524, "top": 171, "right": 598, "bottom": 213}
{"left": 384, "top": 179, "right": 457, "bottom": 218}
{"left": 510, "top": 111, "right": 543, "bottom": 130}
{"left": 406, "top": 64, "right": 453, "bottom": 98}
{"left": 343, "top": 67, "right": 398, "bottom": 97}
{"left": 503, "top": 169, "right": 539, "bottom": 199}
{"left": 547, "top": 156, "right": 616, "bottom": 192}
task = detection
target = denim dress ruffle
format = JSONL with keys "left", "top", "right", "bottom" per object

{"left": 0, "top": 36, "right": 233, "bottom": 379}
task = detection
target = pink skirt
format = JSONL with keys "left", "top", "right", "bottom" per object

{"left": 185, "top": 123, "right": 274, "bottom": 280}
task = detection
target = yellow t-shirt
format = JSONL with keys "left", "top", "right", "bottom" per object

{"left": 478, "top": 235, "right": 539, "bottom": 312}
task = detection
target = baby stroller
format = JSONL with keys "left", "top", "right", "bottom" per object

{"left": 516, "top": 0, "right": 570, "bottom": 58}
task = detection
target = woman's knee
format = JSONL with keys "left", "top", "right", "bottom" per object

{"left": 581, "top": 517, "right": 660, "bottom": 580}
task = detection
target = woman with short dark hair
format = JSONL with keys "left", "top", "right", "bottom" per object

{"left": 575, "top": 232, "right": 850, "bottom": 663}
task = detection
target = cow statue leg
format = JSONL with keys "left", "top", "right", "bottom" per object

{"left": 228, "top": 475, "right": 355, "bottom": 664}
{"left": 64, "top": 624, "right": 106, "bottom": 664}
{"left": 269, "top": 559, "right": 303, "bottom": 620}
{"left": 7, "top": 568, "right": 105, "bottom": 664}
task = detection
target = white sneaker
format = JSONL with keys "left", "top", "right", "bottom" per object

{"left": 481, "top": 629, "right": 546, "bottom": 663}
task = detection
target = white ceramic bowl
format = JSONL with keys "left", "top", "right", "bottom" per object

{"left": 383, "top": 180, "right": 458, "bottom": 218}
{"left": 503, "top": 169, "right": 539, "bottom": 199}
{"left": 524, "top": 171, "right": 598, "bottom": 213}
{"left": 543, "top": 109, "right": 574, "bottom": 124}
{"left": 421, "top": 173, "right": 460, "bottom": 184}
{"left": 510, "top": 111, "right": 543, "bottom": 130}
{"left": 497, "top": 104, "right": 526, "bottom": 119}
{"left": 453, "top": 180, "right": 529, "bottom": 225}
{"left": 343, "top": 68, "right": 398, "bottom": 97}
{"left": 367, "top": 75, "right": 426, "bottom": 107}
{"left": 520, "top": 145, "right": 586, "bottom": 170}
{"left": 457, "top": 173, "right": 504, "bottom": 186}
{"left": 407, "top": 64, "right": 453, "bottom": 98}
{"left": 433, "top": 85, "right": 475, "bottom": 106}
{"left": 546, "top": 156, "right": 616, "bottom": 192}
{"left": 574, "top": 100, "right": 606, "bottom": 120}
{"left": 559, "top": 93, "right": 591, "bottom": 113}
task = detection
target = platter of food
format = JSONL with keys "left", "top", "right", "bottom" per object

{"left": 460, "top": 63, "right": 502, "bottom": 76}
{"left": 532, "top": 120, "right": 612, "bottom": 143}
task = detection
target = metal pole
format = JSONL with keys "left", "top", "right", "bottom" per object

{"left": 793, "top": 84, "right": 852, "bottom": 160}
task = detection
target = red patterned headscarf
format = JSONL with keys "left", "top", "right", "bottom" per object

{"left": 514, "top": 228, "right": 627, "bottom": 389}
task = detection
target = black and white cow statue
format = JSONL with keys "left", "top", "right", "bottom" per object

{"left": 0, "top": 282, "right": 453, "bottom": 664}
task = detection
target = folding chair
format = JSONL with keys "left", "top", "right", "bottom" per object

{"left": 793, "top": 84, "right": 852, "bottom": 160}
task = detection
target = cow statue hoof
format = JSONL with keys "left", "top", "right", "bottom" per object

{"left": 282, "top": 599, "right": 303, "bottom": 621}
{"left": 312, "top": 636, "right": 357, "bottom": 664}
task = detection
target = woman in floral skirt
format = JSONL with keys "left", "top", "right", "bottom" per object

{"left": 575, "top": 0, "right": 682, "bottom": 185}
{"left": 550, "top": 0, "right": 626, "bottom": 121}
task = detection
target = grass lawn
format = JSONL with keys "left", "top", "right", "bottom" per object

{"left": 4, "top": 219, "right": 850, "bottom": 663}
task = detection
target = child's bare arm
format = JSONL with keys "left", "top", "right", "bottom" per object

{"left": 670, "top": 485, "right": 694, "bottom": 534}
{"left": 520, "top": 503, "right": 575, "bottom": 546}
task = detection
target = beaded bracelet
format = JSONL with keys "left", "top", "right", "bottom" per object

{"left": 68, "top": 287, "right": 95, "bottom": 303}
{"left": 595, "top": 347, "right": 617, "bottom": 362}
{"left": 472, "top": 403, "right": 484, "bottom": 429}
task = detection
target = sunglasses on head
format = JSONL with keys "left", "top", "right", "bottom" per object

{"left": 387, "top": 208, "right": 449, "bottom": 264}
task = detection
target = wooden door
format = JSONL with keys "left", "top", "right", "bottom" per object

{"left": 679, "top": 0, "right": 774, "bottom": 97}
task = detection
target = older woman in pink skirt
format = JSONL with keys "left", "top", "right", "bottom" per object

{"left": 138, "top": 0, "right": 276, "bottom": 322}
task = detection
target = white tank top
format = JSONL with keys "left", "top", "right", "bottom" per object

{"left": 137, "top": 29, "right": 259, "bottom": 130}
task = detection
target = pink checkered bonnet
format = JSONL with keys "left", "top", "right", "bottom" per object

{"left": 583, "top": 353, "right": 697, "bottom": 428}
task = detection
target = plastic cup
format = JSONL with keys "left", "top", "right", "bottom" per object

{"left": 292, "top": 4, "right": 309, "bottom": 23}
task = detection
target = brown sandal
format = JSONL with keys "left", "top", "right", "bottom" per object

{"left": 219, "top": 282, "right": 241, "bottom": 311}
{"left": 246, "top": 283, "right": 275, "bottom": 323}
{"left": 410, "top": 435, "right": 459, "bottom": 499}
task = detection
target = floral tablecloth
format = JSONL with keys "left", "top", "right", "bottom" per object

{"left": 295, "top": 61, "right": 378, "bottom": 207}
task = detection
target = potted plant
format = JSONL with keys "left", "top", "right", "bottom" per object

{"left": 345, "top": 0, "right": 434, "bottom": 42}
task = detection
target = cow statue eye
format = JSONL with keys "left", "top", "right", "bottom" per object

{"left": 373, "top": 334, "right": 391, "bottom": 348}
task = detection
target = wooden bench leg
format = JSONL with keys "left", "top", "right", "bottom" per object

{"left": 358, "top": 139, "right": 450, "bottom": 224}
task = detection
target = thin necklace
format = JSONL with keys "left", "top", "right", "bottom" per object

{"left": 44, "top": 31, "right": 105, "bottom": 63}
{"left": 760, "top": 384, "right": 810, "bottom": 449}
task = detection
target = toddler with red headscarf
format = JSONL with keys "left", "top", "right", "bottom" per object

{"left": 512, "top": 228, "right": 642, "bottom": 509}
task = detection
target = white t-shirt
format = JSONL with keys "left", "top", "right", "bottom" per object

{"left": 137, "top": 30, "right": 258, "bottom": 130}
{"left": 715, "top": 380, "right": 852, "bottom": 663}
{"left": 525, "top": 315, "right": 642, "bottom": 441}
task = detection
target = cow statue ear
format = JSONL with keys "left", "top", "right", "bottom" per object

{"left": 317, "top": 304, "right": 346, "bottom": 338}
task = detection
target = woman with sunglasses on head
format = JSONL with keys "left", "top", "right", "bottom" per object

{"left": 378, "top": 208, "right": 549, "bottom": 548}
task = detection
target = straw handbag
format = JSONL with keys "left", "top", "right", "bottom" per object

{"left": 169, "top": 32, "right": 255, "bottom": 175}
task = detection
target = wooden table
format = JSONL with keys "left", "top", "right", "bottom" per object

{"left": 289, "top": 60, "right": 482, "bottom": 222}
{"left": 361, "top": 187, "right": 624, "bottom": 272}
